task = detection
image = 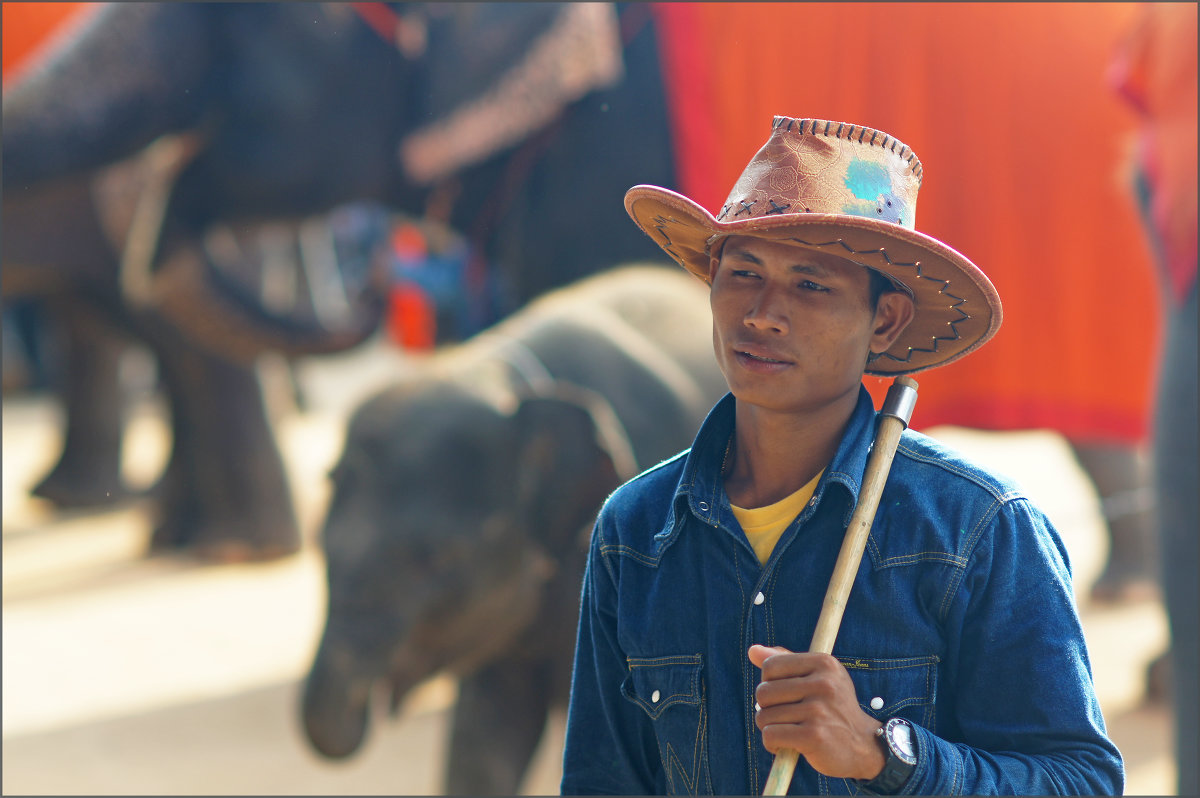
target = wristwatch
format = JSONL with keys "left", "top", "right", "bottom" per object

{"left": 861, "top": 717, "right": 917, "bottom": 793}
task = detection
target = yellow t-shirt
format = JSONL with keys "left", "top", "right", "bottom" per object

{"left": 731, "top": 470, "right": 824, "bottom": 565}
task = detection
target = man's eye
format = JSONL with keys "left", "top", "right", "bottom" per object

{"left": 731, "top": 269, "right": 759, "bottom": 279}
{"left": 800, "top": 280, "right": 830, "bottom": 292}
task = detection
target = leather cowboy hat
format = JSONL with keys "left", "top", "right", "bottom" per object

{"left": 625, "top": 116, "right": 1003, "bottom": 374}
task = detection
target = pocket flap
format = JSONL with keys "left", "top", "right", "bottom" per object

{"left": 621, "top": 654, "right": 703, "bottom": 719}
{"left": 838, "top": 654, "right": 939, "bottom": 721}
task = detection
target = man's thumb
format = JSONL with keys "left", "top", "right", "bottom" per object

{"left": 748, "top": 644, "right": 792, "bottom": 668}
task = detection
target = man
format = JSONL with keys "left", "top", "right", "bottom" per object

{"left": 560, "top": 117, "right": 1123, "bottom": 795}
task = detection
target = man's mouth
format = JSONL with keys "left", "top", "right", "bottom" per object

{"left": 739, "top": 351, "right": 788, "bottom": 364}
{"left": 734, "top": 345, "right": 792, "bottom": 367}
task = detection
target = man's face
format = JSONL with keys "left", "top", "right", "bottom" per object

{"left": 709, "top": 235, "right": 911, "bottom": 416}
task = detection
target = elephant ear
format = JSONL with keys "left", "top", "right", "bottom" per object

{"left": 513, "top": 386, "right": 635, "bottom": 554}
{"left": 399, "top": 2, "right": 624, "bottom": 184}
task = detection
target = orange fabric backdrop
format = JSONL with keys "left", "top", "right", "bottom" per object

{"left": 652, "top": 2, "right": 1160, "bottom": 443}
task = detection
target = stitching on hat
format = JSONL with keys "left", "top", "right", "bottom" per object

{"left": 787, "top": 118, "right": 926, "bottom": 183}
{"left": 765, "top": 200, "right": 791, "bottom": 215}
{"left": 651, "top": 214, "right": 685, "bottom": 265}
{"left": 879, "top": 296, "right": 970, "bottom": 364}
{"left": 734, "top": 199, "right": 757, "bottom": 217}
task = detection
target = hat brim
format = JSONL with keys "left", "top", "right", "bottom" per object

{"left": 625, "top": 185, "right": 1003, "bottom": 375}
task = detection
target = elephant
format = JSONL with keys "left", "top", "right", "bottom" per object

{"left": 3, "top": 156, "right": 389, "bottom": 558}
{"left": 301, "top": 265, "right": 729, "bottom": 794}
{"left": 3, "top": 2, "right": 674, "bottom": 324}
{"left": 2, "top": 2, "right": 676, "bottom": 558}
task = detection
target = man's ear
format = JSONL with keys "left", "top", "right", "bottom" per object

{"left": 706, "top": 236, "right": 729, "bottom": 284}
{"left": 869, "top": 292, "right": 916, "bottom": 354}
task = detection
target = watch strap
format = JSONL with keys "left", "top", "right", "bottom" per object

{"left": 859, "top": 719, "right": 916, "bottom": 794}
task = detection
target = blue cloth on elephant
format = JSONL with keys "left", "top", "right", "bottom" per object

{"left": 561, "top": 387, "right": 1123, "bottom": 796}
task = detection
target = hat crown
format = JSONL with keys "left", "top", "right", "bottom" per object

{"left": 715, "top": 117, "right": 924, "bottom": 230}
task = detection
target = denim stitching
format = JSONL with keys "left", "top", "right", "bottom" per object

{"left": 602, "top": 543, "right": 660, "bottom": 568}
{"left": 938, "top": 496, "right": 1006, "bottom": 621}
{"left": 896, "top": 443, "right": 1022, "bottom": 503}
{"left": 664, "top": 706, "right": 705, "bottom": 795}
{"left": 625, "top": 656, "right": 702, "bottom": 717}
{"left": 840, "top": 655, "right": 940, "bottom": 670}
{"left": 597, "top": 523, "right": 619, "bottom": 586}
{"left": 626, "top": 655, "right": 705, "bottom": 793}
{"left": 873, "top": 550, "right": 968, "bottom": 568}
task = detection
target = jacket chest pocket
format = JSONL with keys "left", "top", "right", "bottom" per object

{"left": 838, "top": 654, "right": 939, "bottom": 728}
{"left": 815, "top": 655, "right": 939, "bottom": 796}
{"left": 621, "top": 654, "right": 711, "bottom": 795}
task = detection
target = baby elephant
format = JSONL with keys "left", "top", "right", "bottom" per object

{"left": 301, "top": 265, "right": 728, "bottom": 794}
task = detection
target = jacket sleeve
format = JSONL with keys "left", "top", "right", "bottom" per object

{"left": 560, "top": 512, "right": 665, "bottom": 795}
{"left": 885, "top": 498, "right": 1125, "bottom": 796}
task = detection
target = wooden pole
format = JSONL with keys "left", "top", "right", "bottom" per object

{"left": 762, "top": 376, "right": 918, "bottom": 795}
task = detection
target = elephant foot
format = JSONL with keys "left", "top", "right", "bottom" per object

{"left": 31, "top": 467, "right": 138, "bottom": 509}
{"left": 149, "top": 517, "right": 302, "bottom": 564}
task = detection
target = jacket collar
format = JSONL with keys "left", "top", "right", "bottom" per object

{"left": 669, "top": 385, "right": 881, "bottom": 539}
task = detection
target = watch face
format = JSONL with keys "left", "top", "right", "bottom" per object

{"left": 887, "top": 718, "right": 918, "bottom": 765}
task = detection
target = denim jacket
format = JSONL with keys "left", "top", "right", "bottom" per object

{"left": 561, "top": 388, "right": 1123, "bottom": 795}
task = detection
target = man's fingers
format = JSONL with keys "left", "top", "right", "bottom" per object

{"left": 751, "top": 648, "right": 840, "bottom": 682}
{"left": 754, "top": 700, "right": 814, "bottom": 729}
{"left": 756, "top": 671, "right": 837, "bottom": 708}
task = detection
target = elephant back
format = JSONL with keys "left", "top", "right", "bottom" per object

{"left": 451, "top": 264, "right": 726, "bottom": 473}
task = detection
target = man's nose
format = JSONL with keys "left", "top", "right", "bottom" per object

{"left": 744, "top": 286, "right": 789, "bottom": 334}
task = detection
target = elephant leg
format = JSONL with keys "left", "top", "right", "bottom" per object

{"left": 2, "top": 299, "right": 54, "bottom": 393}
{"left": 1152, "top": 284, "right": 1198, "bottom": 795}
{"left": 147, "top": 327, "right": 300, "bottom": 562}
{"left": 1069, "top": 440, "right": 1159, "bottom": 603}
{"left": 445, "top": 658, "right": 553, "bottom": 795}
{"left": 31, "top": 296, "right": 135, "bottom": 508}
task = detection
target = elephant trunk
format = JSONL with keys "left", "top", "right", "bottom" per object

{"left": 301, "top": 634, "right": 374, "bottom": 760}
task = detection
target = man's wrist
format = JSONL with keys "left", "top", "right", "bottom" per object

{"left": 858, "top": 722, "right": 888, "bottom": 781}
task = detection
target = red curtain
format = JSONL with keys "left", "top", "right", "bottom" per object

{"left": 653, "top": 2, "right": 1160, "bottom": 443}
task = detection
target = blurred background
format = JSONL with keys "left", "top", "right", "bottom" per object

{"left": 3, "top": 2, "right": 1193, "bottom": 794}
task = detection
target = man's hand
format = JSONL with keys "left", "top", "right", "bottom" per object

{"left": 748, "top": 644, "right": 887, "bottom": 781}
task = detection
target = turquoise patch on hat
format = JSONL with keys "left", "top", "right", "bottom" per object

{"left": 845, "top": 159, "right": 890, "bottom": 201}
{"left": 843, "top": 159, "right": 905, "bottom": 224}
